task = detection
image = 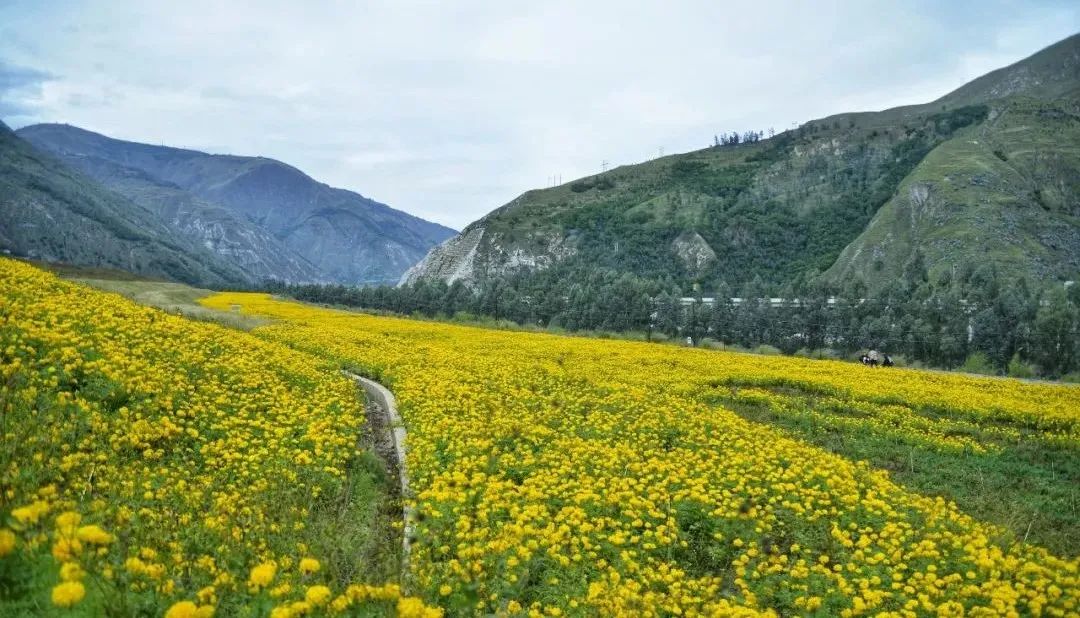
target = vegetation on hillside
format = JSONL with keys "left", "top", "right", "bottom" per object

{"left": 468, "top": 104, "right": 990, "bottom": 292}
{"left": 409, "top": 94, "right": 1072, "bottom": 296}
{"left": 205, "top": 290, "right": 1080, "bottom": 616}
{"left": 401, "top": 36, "right": 1079, "bottom": 368}
{"left": 826, "top": 97, "right": 1080, "bottom": 286}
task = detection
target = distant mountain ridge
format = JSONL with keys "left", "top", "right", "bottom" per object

{"left": 16, "top": 124, "right": 456, "bottom": 284}
{"left": 403, "top": 33, "right": 1080, "bottom": 293}
{"left": 38, "top": 149, "right": 326, "bottom": 283}
{"left": 0, "top": 120, "right": 250, "bottom": 286}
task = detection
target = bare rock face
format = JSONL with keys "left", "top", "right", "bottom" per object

{"left": 908, "top": 182, "right": 938, "bottom": 226}
{"left": 672, "top": 231, "right": 716, "bottom": 272}
{"left": 497, "top": 231, "right": 577, "bottom": 271}
{"left": 176, "top": 209, "right": 325, "bottom": 283}
{"left": 401, "top": 226, "right": 577, "bottom": 287}
{"left": 399, "top": 226, "right": 486, "bottom": 286}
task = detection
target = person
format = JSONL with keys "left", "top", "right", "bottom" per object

{"left": 867, "top": 349, "right": 880, "bottom": 367}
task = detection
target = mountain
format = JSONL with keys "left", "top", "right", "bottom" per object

{"left": 403, "top": 34, "right": 1080, "bottom": 293}
{"left": 10, "top": 143, "right": 325, "bottom": 284}
{"left": 16, "top": 125, "right": 457, "bottom": 284}
{"left": 0, "top": 120, "right": 249, "bottom": 286}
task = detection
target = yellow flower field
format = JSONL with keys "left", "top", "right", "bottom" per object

{"left": 197, "top": 291, "right": 1079, "bottom": 617}
{"left": 0, "top": 259, "right": 439, "bottom": 616}
{"left": 3, "top": 257, "right": 1078, "bottom": 616}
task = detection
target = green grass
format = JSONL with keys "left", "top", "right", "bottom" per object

{"left": 710, "top": 383, "right": 1079, "bottom": 557}
{"left": 23, "top": 258, "right": 163, "bottom": 281}
{"left": 71, "top": 278, "right": 267, "bottom": 330}
{"left": 29, "top": 259, "right": 264, "bottom": 329}
{"left": 305, "top": 449, "right": 402, "bottom": 589}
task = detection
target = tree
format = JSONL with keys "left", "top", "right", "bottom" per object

{"left": 1033, "top": 286, "right": 1079, "bottom": 375}
{"left": 734, "top": 276, "right": 768, "bottom": 346}
{"left": 684, "top": 294, "right": 708, "bottom": 345}
{"left": 709, "top": 281, "right": 734, "bottom": 343}
{"left": 654, "top": 290, "right": 681, "bottom": 337}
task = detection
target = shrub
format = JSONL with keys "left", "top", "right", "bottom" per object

{"left": 960, "top": 352, "right": 997, "bottom": 376}
{"left": 1007, "top": 353, "right": 1038, "bottom": 379}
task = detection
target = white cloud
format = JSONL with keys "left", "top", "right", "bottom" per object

{"left": 0, "top": 0, "right": 1077, "bottom": 229}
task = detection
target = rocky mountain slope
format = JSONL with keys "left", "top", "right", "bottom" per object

{"left": 403, "top": 33, "right": 1080, "bottom": 293}
{"left": 25, "top": 151, "right": 325, "bottom": 283}
{"left": 17, "top": 125, "right": 456, "bottom": 284}
{"left": 0, "top": 120, "right": 248, "bottom": 286}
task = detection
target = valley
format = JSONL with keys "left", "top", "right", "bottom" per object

{"left": 0, "top": 13, "right": 1077, "bottom": 617}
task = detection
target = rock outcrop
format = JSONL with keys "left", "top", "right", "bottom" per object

{"left": 400, "top": 225, "right": 577, "bottom": 287}
{"left": 672, "top": 231, "right": 716, "bottom": 272}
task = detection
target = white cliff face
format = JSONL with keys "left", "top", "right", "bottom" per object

{"left": 399, "top": 227, "right": 486, "bottom": 286}
{"left": 400, "top": 226, "right": 577, "bottom": 287}
{"left": 501, "top": 233, "right": 577, "bottom": 270}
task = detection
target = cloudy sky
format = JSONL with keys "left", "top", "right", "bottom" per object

{"left": 1, "top": 1, "right": 1077, "bottom": 229}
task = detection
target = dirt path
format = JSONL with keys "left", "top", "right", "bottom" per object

{"left": 345, "top": 373, "right": 414, "bottom": 588}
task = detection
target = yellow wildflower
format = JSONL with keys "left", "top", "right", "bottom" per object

{"left": 305, "top": 585, "right": 332, "bottom": 606}
{"left": 298, "top": 557, "right": 320, "bottom": 574}
{"left": 60, "top": 562, "right": 85, "bottom": 581}
{"left": 0, "top": 529, "right": 16, "bottom": 557}
{"left": 165, "top": 601, "right": 199, "bottom": 618}
{"left": 248, "top": 562, "right": 277, "bottom": 589}
{"left": 76, "top": 525, "right": 114, "bottom": 545}
{"left": 51, "top": 581, "right": 85, "bottom": 607}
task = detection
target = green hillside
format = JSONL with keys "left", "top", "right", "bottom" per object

{"left": 826, "top": 97, "right": 1080, "bottom": 285}
{"left": 403, "top": 34, "right": 1080, "bottom": 295}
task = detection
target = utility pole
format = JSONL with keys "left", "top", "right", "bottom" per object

{"left": 601, "top": 160, "right": 608, "bottom": 173}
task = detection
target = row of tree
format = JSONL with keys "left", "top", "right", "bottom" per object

{"left": 712, "top": 129, "right": 773, "bottom": 147}
{"left": 266, "top": 265, "right": 1078, "bottom": 378}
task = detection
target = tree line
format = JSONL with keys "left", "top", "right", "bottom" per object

{"left": 713, "top": 129, "right": 772, "bottom": 147}
{"left": 264, "top": 259, "right": 1079, "bottom": 380}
